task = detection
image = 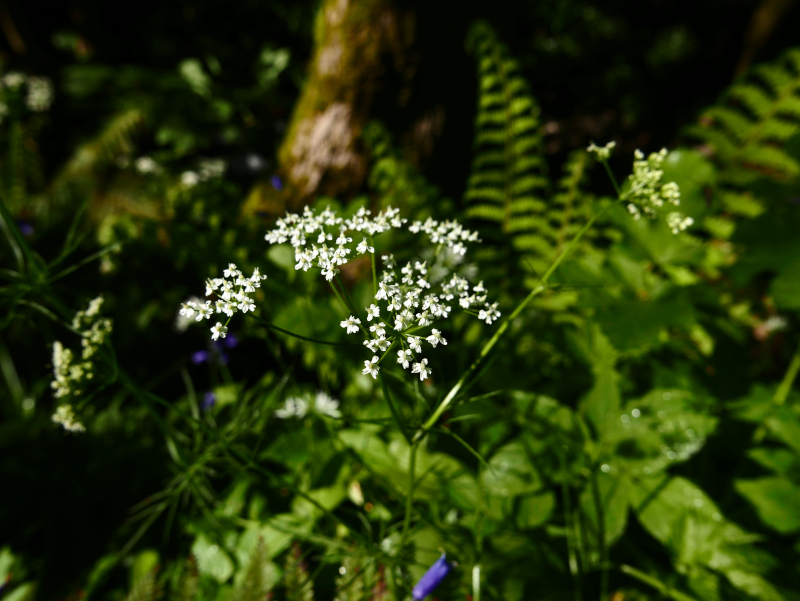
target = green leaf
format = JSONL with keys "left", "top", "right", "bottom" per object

{"left": 579, "top": 473, "right": 632, "bottom": 548}
{"left": 481, "top": 440, "right": 542, "bottom": 497}
{"left": 191, "top": 533, "right": 234, "bottom": 583}
{"left": 735, "top": 477, "right": 800, "bottom": 533}
{"left": 599, "top": 389, "right": 717, "bottom": 475}
{"left": 771, "top": 255, "right": 800, "bottom": 310}
{"left": 515, "top": 491, "right": 556, "bottom": 529}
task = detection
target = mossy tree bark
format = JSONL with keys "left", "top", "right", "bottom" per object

{"left": 245, "top": 0, "right": 415, "bottom": 215}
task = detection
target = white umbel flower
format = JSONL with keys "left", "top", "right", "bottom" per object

{"left": 366, "top": 304, "right": 380, "bottom": 321}
{"left": 397, "top": 348, "right": 413, "bottom": 369}
{"left": 411, "top": 358, "right": 431, "bottom": 382}
{"left": 362, "top": 356, "right": 380, "bottom": 379}
{"left": 211, "top": 322, "right": 228, "bottom": 341}
{"left": 426, "top": 329, "right": 447, "bottom": 348}
{"left": 341, "top": 315, "right": 361, "bottom": 334}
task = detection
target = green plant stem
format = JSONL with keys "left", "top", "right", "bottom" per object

{"left": 414, "top": 204, "right": 611, "bottom": 439}
{"left": 400, "top": 439, "right": 419, "bottom": 550}
{"left": 590, "top": 471, "right": 608, "bottom": 601}
{"left": 753, "top": 336, "right": 800, "bottom": 443}
{"left": 379, "top": 371, "right": 410, "bottom": 444}
{"left": 619, "top": 564, "right": 698, "bottom": 601}
{"left": 369, "top": 235, "right": 378, "bottom": 296}
{"left": 245, "top": 313, "right": 347, "bottom": 346}
{"left": 560, "top": 452, "right": 582, "bottom": 601}
{"left": 600, "top": 159, "right": 622, "bottom": 197}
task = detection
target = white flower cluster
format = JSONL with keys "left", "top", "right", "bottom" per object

{"left": 25, "top": 76, "right": 54, "bottom": 112}
{"left": 50, "top": 297, "right": 113, "bottom": 433}
{"left": 587, "top": 140, "right": 616, "bottom": 160}
{"left": 51, "top": 296, "right": 113, "bottom": 402}
{"left": 343, "top": 254, "right": 496, "bottom": 382}
{"left": 274, "top": 390, "right": 342, "bottom": 419}
{"left": 52, "top": 405, "right": 85, "bottom": 434}
{"left": 179, "top": 263, "right": 267, "bottom": 340}
{"left": 625, "top": 149, "right": 693, "bottom": 234}
{"left": 0, "top": 73, "right": 54, "bottom": 112}
{"left": 180, "top": 159, "right": 226, "bottom": 188}
{"left": 266, "top": 205, "right": 407, "bottom": 281}
{"left": 264, "top": 205, "right": 499, "bottom": 383}
{"left": 135, "top": 156, "right": 162, "bottom": 175}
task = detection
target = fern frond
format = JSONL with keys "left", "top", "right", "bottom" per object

{"left": 464, "top": 20, "right": 549, "bottom": 237}
{"left": 689, "top": 46, "right": 800, "bottom": 185}
{"left": 55, "top": 107, "right": 146, "bottom": 185}
{"left": 125, "top": 569, "right": 161, "bottom": 601}
{"left": 175, "top": 557, "right": 199, "bottom": 601}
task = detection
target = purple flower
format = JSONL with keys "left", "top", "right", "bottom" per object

{"left": 222, "top": 333, "right": 238, "bottom": 349}
{"left": 202, "top": 391, "right": 216, "bottom": 411}
{"left": 412, "top": 554, "right": 453, "bottom": 600}
{"left": 270, "top": 175, "right": 283, "bottom": 191}
{"left": 191, "top": 350, "right": 209, "bottom": 365}
{"left": 16, "top": 220, "right": 33, "bottom": 236}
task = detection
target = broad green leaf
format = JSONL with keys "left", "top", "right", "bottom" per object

{"left": 599, "top": 389, "right": 717, "bottom": 475}
{"left": 192, "top": 533, "right": 235, "bottom": 583}
{"left": 516, "top": 491, "right": 555, "bottom": 529}
{"left": 574, "top": 324, "right": 621, "bottom": 429}
{"left": 481, "top": 440, "right": 541, "bottom": 497}
{"left": 771, "top": 255, "right": 800, "bottom": 310}
{"left": 735, "top": 477, "right": 800, "bottom": 533}
{"left": 578, "top": 472, "right": 632, "bottom": 549}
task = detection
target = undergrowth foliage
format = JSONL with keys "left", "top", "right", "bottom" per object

{"left": 2, "top": 14, "right": 800, "bottom": 601}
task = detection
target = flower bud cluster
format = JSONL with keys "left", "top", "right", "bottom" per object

{"left": 52, "top": 404, "right": 86, "bottom": 434}
{"left": 51, "top": 296, "right": 113, "bottom": 402}
{"left": 51, "top": 297, "right": 113, "bottom": 433}
{"left": 625, "top": 149, "right": 693, "bottom": 234}
{"left": 587, "top": 140, "right": 616, "bottom": 160}
{"left": 266, "top": 205, "right": 407, "bottom": 281}
{"left": 179, "top": 264, "right": 267, "bottom": 341}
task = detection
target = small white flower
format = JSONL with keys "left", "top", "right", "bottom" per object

{"left": 196, "top": 301, "right": 214, "bottom": 321}
{"left": 179, "top": 302, "right": 196, "bottom": 318}
{"left": 478, "top": 302, "right": 501, "bottom": 325}
{"left": 411, "top": 358, "right": 431, "bottom": 381}
{"left": 362, "top": 355, "right": 380, "bottom": 379}
{"left": 341, "top": 315, "right": 362, "bottom": 334}
{"left": 275, "top": 397, "right": 309, "bottom": 419}
{"left": 426, "top": 329, "right": 447, "bottom": 348}
{"left": 210, "top": 322, "right": 228, "bottom": 341}
{"left": 314, "top": 391, "right": 341, "bottom": 418}
{"left": 370, "top": 323, "right": 386, "bottom": 338}
{"left": 356, "top": 238, "right": 374, "bottom": 254}
{"left": 366, "top": 304, "right": 380, "bottom": 321}
{"left": 397, "top": 348, "right": 413, "bottom": 369}
{"left": 416, "top": 310, "right": 431, "bottom": 327}
{"left": 407, "top": 336, "right": 422, "bottom": 353}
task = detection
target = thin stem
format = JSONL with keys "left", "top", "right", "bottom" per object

{"left": 561, "top": 452, "right": 582, "bottom": 601}
{"left": 753, "top": 336, "right": 800, "bottom": 443}
{"left": 400, "top": 439, "right": 419, "bottom": 550}
{"left": 245, "top": 313, "right": 347, "bottom": 346}
{"left": 600, "top": 159, "right": 622, "bottom": 197}
{"left": 619, "top": 564, "right": 698, "bottom": 601}
{"left": 379, "top": 371, "right": 410, "bottom": 444}
{"left": 590, "top": 471, "right": 608, "bottom": 601}
{"left": 414, "top": 202, "right": 612, "bottom": 440}
{"left": 369, "top": 236, "right": 378, "bottom": 297}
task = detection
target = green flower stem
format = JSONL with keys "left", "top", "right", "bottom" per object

{"left": 369, "top": 235, "right": 378, "bottom": 296}
{"left": 400, "top": 438, "right": 419, "bottom": 549}
{"left": 600, "top": 158, "right": 622, "bottom": 198}
{"left": 414, "top": 205, "right": 611, "bottom": 440}
{"left": 379, "top": 370, "right": 410, "bottom": 444}
{"left": 246, "top": 313, "right": 348, "bottom": 346}
{"left": 619, "top": 564, "right": 698, "bottom": 601}
{"left": 753, "top": 336, "right": 800, "bottom": 443}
